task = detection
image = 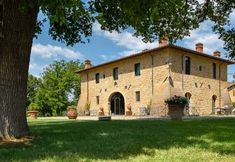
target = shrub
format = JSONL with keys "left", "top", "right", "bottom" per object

{"left": 85, "top": 102, "right": 91, "bottom": 111}
{"left": 232, "top": 102, "right": 235, "bottom": 108}
{"left": 145, "top": 100, "right": 152, "bottom": 115}
{"left": 28, "top": 103, "right": 40, "bottom": 111}
{"left": 67, "top": 105, "right": 77, "bottom": 111}
{"left": 165, "top": 95, "right": 188, "bottom": 105}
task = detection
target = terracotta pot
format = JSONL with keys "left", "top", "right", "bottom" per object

{"left": 27, "top": 111, "right": 39, "bottom": 119}
{"left": 126, "top": 111, "right": 132, "bottom": 116}
{"left": 67, "top": 108, "right": 78, "bottom": 119}
{"left": 168, "top": 104, "right": 185, "bottom": 120}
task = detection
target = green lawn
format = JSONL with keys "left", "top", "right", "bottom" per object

{"left": 1, "top": 118, "right": 235, "bottom": 162}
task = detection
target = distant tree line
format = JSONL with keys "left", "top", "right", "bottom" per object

{"left": 27, "top": 60, "right": 84, "bottom": 116}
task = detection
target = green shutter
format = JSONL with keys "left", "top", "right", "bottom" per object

{"left": 135, "top": 63, "right": 140, "bottom": 76}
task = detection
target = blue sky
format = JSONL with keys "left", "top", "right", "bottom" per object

{"left": 30, "top": 10, "right": 235, "bottom": 81}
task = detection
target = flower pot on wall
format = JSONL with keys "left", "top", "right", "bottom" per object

{"left": 27, "top": 111, "right": 39, "bottom": 119}
{"left": 168, "top": 104, "right": 185, "bottom": 120}
{"left": 67, "top": 107, "right": 78, "bottom": 119}
{"left": 165, "top": 95, "right": 188, "bottom": 120}
{"left": 27, "top": 103, "right": 40, "bottom": 119}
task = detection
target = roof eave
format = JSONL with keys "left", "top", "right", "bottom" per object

{"left": 76, "top": 45, "right": 235, "bottom": 74}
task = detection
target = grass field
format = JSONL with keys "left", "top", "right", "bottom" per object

{"left": 1, "top": 118, "right": 235, "bottom": 162}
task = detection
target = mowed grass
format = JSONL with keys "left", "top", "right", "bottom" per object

{"left": 1, "top": 118, "right": 235, "bottom": 162}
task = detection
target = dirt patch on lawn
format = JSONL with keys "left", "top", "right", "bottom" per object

{"left": 0, "top": 136, "right": 34, "bottom": 148}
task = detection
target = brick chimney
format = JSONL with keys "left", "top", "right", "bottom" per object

{"left": 159, "top": 37, "right": 169, "bottom": 47}
{"left": 84, "top": 60, "right": 92, "bottom": 69}
{"left": 195, "top": 43, "right": 203, "bottom": 53}
{"left": 213, "top": 50, "right": 221, "bottom": 57}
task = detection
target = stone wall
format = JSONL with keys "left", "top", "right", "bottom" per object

{"left": 77, "top": 47, "right": 231, "bottom": 116}
{"left": 169, "top": 48, "right": 229, "bottom": 115}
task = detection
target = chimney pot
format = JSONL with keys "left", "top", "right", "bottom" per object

{"left": 195, "top": 43, "right": 203, "bottom": 53}
{"left": 159, "top": 37, "right": 169, "bottom": 47}
{"left": 213, "top": 50, "right": 221, "bottom": 57}
{"left": 84, "top": 59, "right": 92, "bottom": 69}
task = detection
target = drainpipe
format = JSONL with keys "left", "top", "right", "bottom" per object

{"left": 181, "top": 54, "right": 185, "bottom": 91}
{"left": 86, "top": 72, "right": 89, "bottom": 102}
{"left": 219, "top": 63, "right": 223, "bottom": 107}
{"left": 168, "top": 60, "right": 172, "bottom": 97}
{"left": 150, "top": 54, "right": 154, "bottom": 96}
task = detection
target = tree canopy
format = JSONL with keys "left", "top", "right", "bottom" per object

{"left": 35, "top": 0, "right": 235, "bottom": 58}
{"left": 29, "top": 60, "right": 84, "bottom": 116}
{"left": 91, "top": 0, "right": 235, "bottom": 58}
{"left": 27, "top": 74, "right": 41, "bottom": 107}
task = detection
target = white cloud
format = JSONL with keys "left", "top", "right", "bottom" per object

{"left": 29, "top": 63, "right": 47, "bottom": 77}
{"left": 230, "top": 10, "right": 235, "bottom": 24}
{"left": 100, "top": 54, "right": 108, "bottom": 60}
{"left": 93, "top": 22, "right": 158, "bottom": 56}
{"left": 31, "top": 44, "right": 83, "bottom": 59}
{"left": 93, "top": 21, "right": 224, "bottom": 57}
{"left": 118, "top": 50, "right": 140, "bottom": 57}
{"left": 182, "top": 21, "right": 224, "bottom": 55}
{"left": 197, "top": 0, "right": 205, "bottom": 4}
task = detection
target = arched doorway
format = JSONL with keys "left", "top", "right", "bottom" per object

{"left": 185, "top": 92, "right": 192, "bottom": 115}
{"left": 212, "top": 95, "right": 217, "bottom": 114}
{"left": 185, "top": 92, "right": 191, "bottom": 100}
{"left": 109, "top": 92, "right": 125, "bottom": 115}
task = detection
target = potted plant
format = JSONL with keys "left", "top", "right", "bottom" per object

{"left": 165, "top": 95, "right": 188, "bottom": 120}
{"left": 84, "top": 102, "right": 91, "bottom": 116}
{"left": 145, "top": 100, "right": 152, "bottom": 115}
{"left": 67, "top": 105, "right": 78, "bottom": 119}
{"left": 27, "top": 103, "right": 40, "bottom": 119}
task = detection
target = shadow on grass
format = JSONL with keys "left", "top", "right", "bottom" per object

{"left": 1, "top": 118, "right": 235, "bottom": 161}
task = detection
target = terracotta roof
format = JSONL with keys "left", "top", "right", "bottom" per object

{"left": 227, "top": 83, "right": 235, "bottom": 90}
{"left": 76, "top": 44, "right": 235, "bottom": 73}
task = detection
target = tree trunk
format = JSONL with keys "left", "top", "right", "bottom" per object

{"left": 0, "top": 0, "right": 39, "bottom": 140}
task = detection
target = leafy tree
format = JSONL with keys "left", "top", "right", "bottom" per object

{"left": 34, "top": 60, "right": 83, "bottom": 116}
{"left": 0, "top": 0, "right": 234, "bottom": 139}
{"left": 91, "top": 0, "right": 235, "bottom": 57}
{"left": 26, "top": 74, "right": 41, "bottom": 107}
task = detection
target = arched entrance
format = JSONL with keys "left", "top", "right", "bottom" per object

{"left": 185, "top": 92, "right": 192, "bottom": 115}
{"left": 212, "top": 95, "right": 217, "bottom": 114}
{"left": 109, "top": 92, "right": 125, "bottom": 115}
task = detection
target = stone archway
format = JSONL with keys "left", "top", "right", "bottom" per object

{"left": 109, "top": 92, "right": 125, "bottom": 115}
{"left": 212, "top": 95, "right": 217, "bottom": 114}
{"left": 185, "top": 92, "right": 192, "bottom": 115}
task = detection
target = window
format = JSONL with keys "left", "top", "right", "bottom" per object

{"left": 96, "top": 96, "right": 99, "bottom": 105}
{"left": 213, "top": 63, "right": 217, "bottom": 79}
{"left": 136, "top": 91, "right": 140, "bottom": 101}
{"left": 134, "top": 63, "right": 141, "bottom": 76}
{"left": 233, "top": 90, "right": 235, "bottom": 96}
{"left": 113, "top": 67, "right": 118, "bottom": 80}
{"left": 95, "top": 73, "right": 100, "bottom": 83}
{"left": 199, "top": 66, "right": 202, "bottom": 71}
{"left": 103, "top": 74, "right": 105, "bottom": 79}
{"left": 184, "top": 56, "right": 191, "bottom": 75}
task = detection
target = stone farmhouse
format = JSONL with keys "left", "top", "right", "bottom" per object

{"left": 76, "top": 39, "right": 234, "bottom": 116}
